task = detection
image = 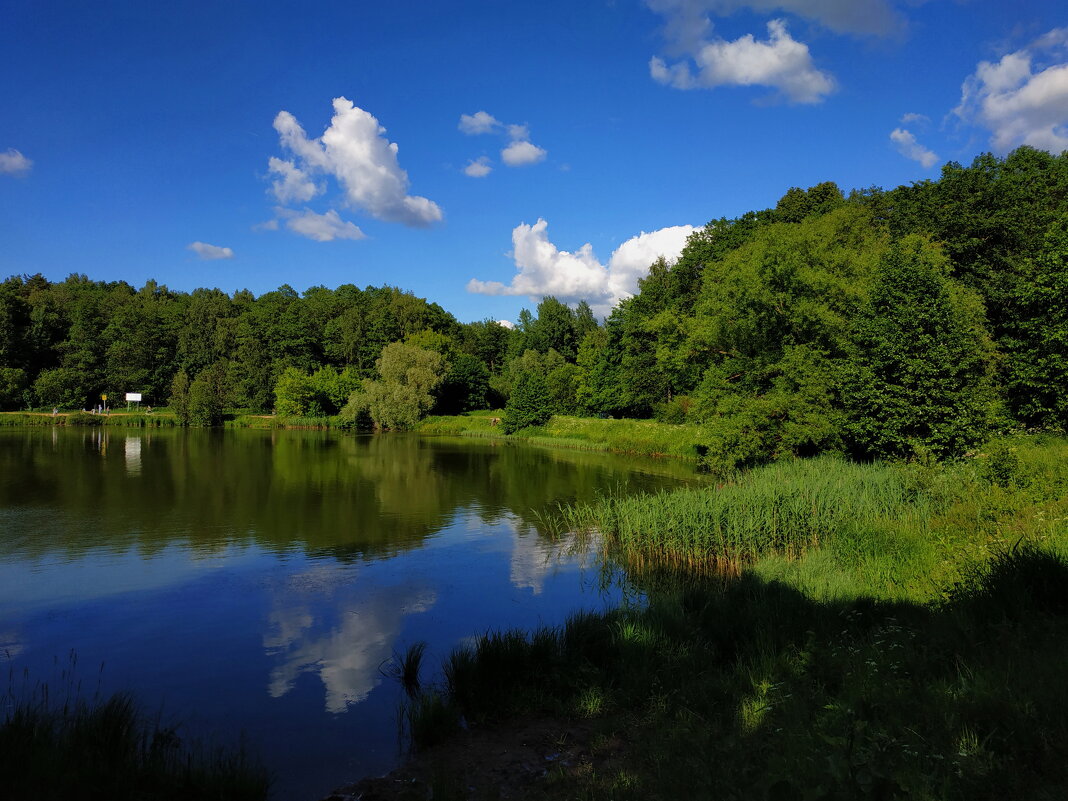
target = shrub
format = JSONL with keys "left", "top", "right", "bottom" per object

{"left": 502, "top": 372, "right": 552, "bottom": 434}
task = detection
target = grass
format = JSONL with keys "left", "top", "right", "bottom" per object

{"left": 1, "top": 667, "right": 269, "bottom": 801}
{"left": 416, "top": 412, "right": 707, "bottom": 460}
{"left": 225, "top": 413, "right": 343, "bottom": 430}
{"left": 0, "top": 411, "right": 178, "bottom": 427}
{"left": 412, "top": 547, "right": 1068, "bottom": 800}
{"left": 555, "top": 455, "right": 934, "bottom": 575}
{"left": 405, "top": 435, "right": 1068, "bottom": 799}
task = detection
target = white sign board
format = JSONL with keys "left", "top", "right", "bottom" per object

{"left": 125, "top": 392, "right": 143, "bottom": 402}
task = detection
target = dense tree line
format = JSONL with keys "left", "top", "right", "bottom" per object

{"left": 3, "top": 147, "right": 1067, "bottom": 468}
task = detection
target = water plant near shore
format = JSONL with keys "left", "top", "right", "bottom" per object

{"left": 557, "top": 455, "right": 939, "bottom": 573}
{"left": 1, "top": 672, "right": 270, "bottom": 801}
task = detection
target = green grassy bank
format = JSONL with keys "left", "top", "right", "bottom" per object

{"left": 0, "top": 411, "right": 178, "bottom": 427}
{"left": 417, "top": 411, "right": 706, "bottom": 460}
{"left": 403, "top": 435, "right": 1068, "bottom": 800}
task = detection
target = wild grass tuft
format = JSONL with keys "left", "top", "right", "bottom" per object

{"left": 1, "top": 675, "right": 269, "bottom": 801}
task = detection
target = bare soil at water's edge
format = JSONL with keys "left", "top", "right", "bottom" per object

{"left": 322, "top": 717, "right": 626, "bottom": 801}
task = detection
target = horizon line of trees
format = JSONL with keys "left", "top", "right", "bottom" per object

{"left": 3, "top": 146, "right": 1067, "bottom": 470}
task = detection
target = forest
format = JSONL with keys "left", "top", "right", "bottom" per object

{"left": 2, "top": 146, "right": 1067, "bottom": 470}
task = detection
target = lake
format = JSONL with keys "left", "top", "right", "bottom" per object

{"left": 0, "top": 427, "right": 702, "bottom": 800}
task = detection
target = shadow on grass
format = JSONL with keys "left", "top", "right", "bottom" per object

{"left": 406, "top": 544, "right": 1068, "bottom": 800}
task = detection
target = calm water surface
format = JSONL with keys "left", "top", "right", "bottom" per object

{"left": 0, "top": 427, "right": 702, "bottom": 799}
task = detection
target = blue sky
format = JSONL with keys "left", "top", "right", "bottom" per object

{"left": 2, "top": 0, "right": 1066, "bottom": 323}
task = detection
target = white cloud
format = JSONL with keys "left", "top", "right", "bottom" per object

{"left": 606, "top": 225, "right": 698, "bottom": 300}
{"left": 467, "top": 219, "right": 695, "bottom": 316}
{"left": 460, "top": 112, "right": 547, "bottom": 170}
{"left": 501, "top": 140, "right": 547, "bottom": 166}
{"left": 900, "top": 112, "right": 929, "bottom": 126}
{"left": 279, "top": 208, "right": 366, "bottom": 242}
{"left": 464, "top": 156, "right": 493, "bottom": 177}
{"left": 267, "top": 157, "right": 321, "bottom": 203}
{"left": 650, "top": 19, "right": 836, "bottom": 104}
{"left": 954, "top": 28, "right": 1068, "bottom": 154}
{"left": 271, "top": 97, "right": 442, "bottom": 227}
{"left": 889, "top": 128, "right": 938, "bottom": 168}
{"left": 188, "top": 242, "right": 235, "bottom": 260}
{"left": 459, "top": 111, "right": 501, "bottom": 135}
{"left": 0, "top": 148, "right": 32, "bottom": 176}
{"left": 496, "top": 319, "right": 516, "bottom": 329}
{"left": 646, "top": 0, "right": 903, "bottom": 40}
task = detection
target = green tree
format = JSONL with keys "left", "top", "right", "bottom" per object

{"left": 1006, "top": 215, "right": 1068, "bottom": 429}
{"left": 502, "top": 372, "right": 553, "bottom": 434}
{"left": 187, "top": 362, "right": 229, "bottom": 426}
{"left": 169, "top": 370, "right": 191, "bottom": 425}
{"left": 436, "top": 353, "right": 490, "bottom": 414}
{"left": 273, "top": 367, "right": 318, "bottom": 417}
{"left": 346, "top": 343, "right": 447, "bottom": 430}
{"left": 0, "top": 367, "right": 28, "bottom": 410}
{"left": 843, "top": 235, "right": 998, "bottom": 458}
{"left": 33, "top": 367, "right": 89, "bottom": 409}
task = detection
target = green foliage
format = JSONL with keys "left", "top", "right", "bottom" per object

{"left": 843, "top": 235, "right": 998, "bottom": 458}
{"left": 0, "top": 366, "right": 28, "bottom": 410}
{"left": 1005, "top": 215, "right": 1068, "bottom": 430}
{"left": 345, "top": 342, "right": 448, "bottom": 431}
{"left": 502, "top": 371, "right": 553, "bottom": 434}
{"left": 272, "top": 366, "right": 316, "bottom": 417}
{"left": 436, "top": 352, "right": 490, "bottom": 414}
{"left": 187, "top": 363, "right": 228, "bottom": 426}
{"left": 33, "top": 367, "right": 89, "bottom": 409}
{"left": 168, "top": 370, "right": 191, "bottom": 425}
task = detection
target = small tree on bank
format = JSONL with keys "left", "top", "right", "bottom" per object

{"left": 502, "top": 372, "right": 553, "bottom": 434}
{"left": 342, "top": 342, "right": 447, "bottom": 430}
{"left": 168, "top": 370, "right": 191, "bottom": 425}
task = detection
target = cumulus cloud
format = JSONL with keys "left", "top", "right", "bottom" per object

{"left": 459, "top": 111, "right": 501, "bottom": 134}
{"left": 267, "top": 157, "right": 321, "bottom": 203}
{"left": 0, "top": 148, "right": 32, "bottom": 176}
{"left": 890, "top": 128, "right": 938, "bottom": 168}
{"left": 496, "top": 319, "right": 516, "bottom": 329}
{"left": 270, "top": 97, "right": 442, "bottom": 228}
{"left": 464, "top": 156, "right": 493, "bottom": 177}
{"left": 279, "top": 208, "right": 366, "bottom": 242}
{"left": 188, "top": 242, "right": 235, "bottom": 260}
{"left": 467, "top": 219, "right": 695, "bottom": 316}
{"left": 501, "top": 140, "right": 547, "bottom": 166}
{"left": 650, "top": 19, "right": 836, "bottom": 103}
{"left": 953, "top": 28, "right": 1068, "bottom": 154}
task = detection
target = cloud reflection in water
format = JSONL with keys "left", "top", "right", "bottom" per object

{"left": 263, "top": 565, "right": 436, "bottom": 713}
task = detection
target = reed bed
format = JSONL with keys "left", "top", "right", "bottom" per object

{"left": 558, "top": 456, "right": 933, "bottom": 571}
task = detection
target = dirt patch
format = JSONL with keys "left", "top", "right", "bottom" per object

{"left": 322, "top": 717, "right": 627, "bottom": 801}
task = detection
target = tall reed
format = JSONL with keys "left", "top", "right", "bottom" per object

{"left": 558, "top": 456, "right": 935, "bottom": 571}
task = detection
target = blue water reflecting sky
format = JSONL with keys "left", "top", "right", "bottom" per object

{"left": 0, "top": 429, "right": 697, "bottom": 799}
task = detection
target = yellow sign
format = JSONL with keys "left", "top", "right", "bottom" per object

{"left": 101, "top": 394, "right": 107, "bottom": 401}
